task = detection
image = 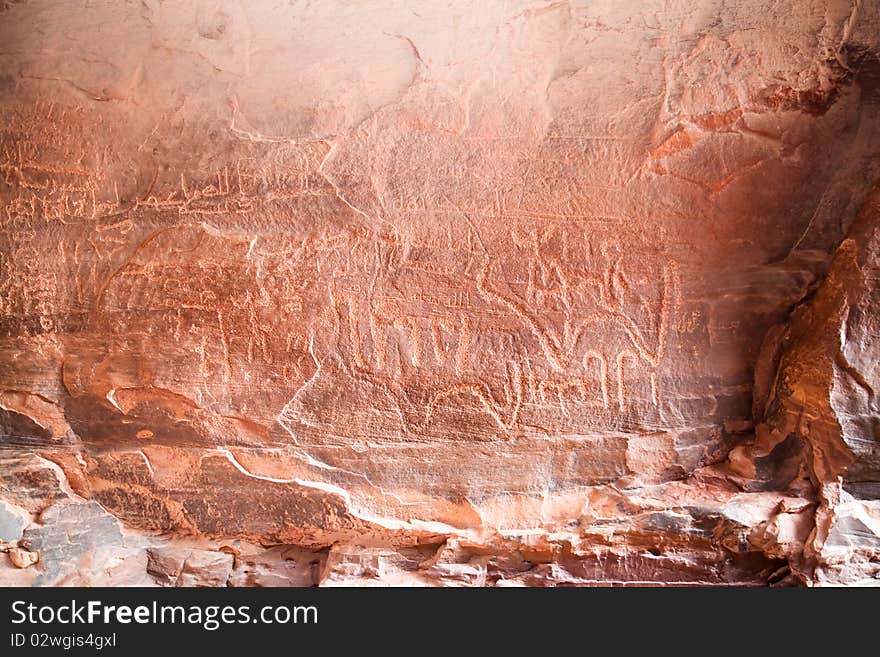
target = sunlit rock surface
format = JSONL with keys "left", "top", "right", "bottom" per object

{"left": 1, "top": 0, "right": 880, "bottom": 586}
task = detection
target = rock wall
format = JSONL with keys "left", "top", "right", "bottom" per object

{"left": 1, "top": 0, "right": 879, "bottom": 586}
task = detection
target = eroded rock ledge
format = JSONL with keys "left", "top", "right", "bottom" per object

{"left": 1, "top": 0, "right": 880, "bottom": 586}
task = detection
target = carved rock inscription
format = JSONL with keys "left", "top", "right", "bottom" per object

{"left": 2, "top": 0, "right": 880, "bottom": 585}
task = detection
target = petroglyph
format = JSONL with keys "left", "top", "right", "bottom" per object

{"left": 276, "top": 224, "right": 684, "bottom": 435}
{"left": 4, "top": 0, "right": 880, "bottom": 588}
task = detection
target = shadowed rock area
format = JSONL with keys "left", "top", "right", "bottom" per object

{"left": 1, "top": 0, "right": 880, "bottom": 586}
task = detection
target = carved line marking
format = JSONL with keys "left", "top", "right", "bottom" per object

{"left": 616, "top": 350, "right": 639, "bottom": 412}
{"left": 393, "top": 316, "right": 422, "bottom": 367}
{"left": 427, "top": 361, "right": 522, "bottom": 431}
{"left": 340, "top": 295, "right": 471, "bottom": 375}
{"left": 348, "top": 304, "right": 366, "bottom": 368}
{"left": 474, "top": 254, "right": 681, "bottom": 416}
{"left": 455, "top": 316, "right": 470, "bottom": 375}
{"left": 583, "top": 349, "right": 610, "bottom": 408}
{"left": 430, "top": 324, "right": 446, "bottom": 363}
{"left": 369, "top": 311, "right": 387, "bottom": 370}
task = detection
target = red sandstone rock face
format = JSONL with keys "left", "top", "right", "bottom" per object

{"left": 1, "top": 0, "right": 880, "bottom": 586}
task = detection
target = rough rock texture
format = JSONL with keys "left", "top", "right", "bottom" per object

{"left": 1, "top": 0, "right": 880, "bottom": 586}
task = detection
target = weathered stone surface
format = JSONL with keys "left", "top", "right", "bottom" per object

{"left": 7, "top": 547, "right": 38, "bottom": 569}
{"left": 0, "top": 500, "right": 30, "bottom": 542}
{"left": 176, "top": 550, "right": 234, "bottom": 588}
{"left": 1, "top": 0, "right": 880, "bottom": 586}
{"left": 228, "top": 545, "right": 323, "bottom": 587}
{"left": 730, "top": 186, "right": 880, "bottom": 584}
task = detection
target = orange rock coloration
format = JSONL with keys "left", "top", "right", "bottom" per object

{"left": 1, "top": 0, "right": 880, "bottom": 586}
